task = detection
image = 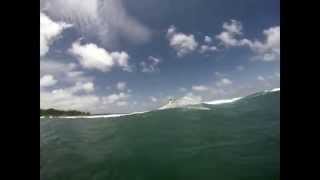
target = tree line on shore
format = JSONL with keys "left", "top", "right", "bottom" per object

{"left": 40, "top": 108, "right": 90, "bottom": 117}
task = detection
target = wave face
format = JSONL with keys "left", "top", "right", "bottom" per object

{"left": 40, "top": 90, "right": 280, "bottom": 180}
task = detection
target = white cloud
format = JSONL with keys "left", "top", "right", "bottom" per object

{"left": 41, "top": 60, "right": 75, "bottom": 76}
{"left": 204, "top": 36, "right": 213, "bottom": 43}
{"left": 247, "top": 26, "right": 280, "bottom": 62}
{"left": 70, "top": 82, "right": 95, "bottom": 93}
{"left": 41, "top": 79, "right": 134, "bottom": 113}
{"left": 216, "top": 78, "right": 233, "bottom": 87}
{"left": 140, "top": 56, "right": 161, "bottom": 73}
{"left": 275, "top": 72, "right": 280, "bottom": 78}
{"left": 116, "top": 82, "right": 127, "bottom": 91}
{"left": 216, "top": 19, "right": 242, "bottom": 47}
{"left": 41, "top": 81, "right": 97, "bottom": 112}
{"left": 215, "top": 19, "right": 280, "bottom": 62}
{"left": 150, "top": 96, "right": 158, "bottom": 102}
{"left": 192, "top": 85, "right": 209, "bottom": 92}
{"left": 40, "top": 59, "right": 93, "bottom": 86}
{"left": 82, "top": 82, "right": 94, "bottom": 92}
{"left": 116, "top": 101, "right": 128, "bottom": 107}
{"left": 41, "top": 88, "right": 99, "bottom": 112}
{"left": 199, "top": 45, "right": 217, "bottom": 53}
{"left": 66, "top": 71, "right": 84, "bottom": 78}
{"left": 167, "top": 25, "right": 199, "bottom": 57}
{"left": 40, "top": 12, "right": 72, "bottom": 57}
{"left": 40, "top": 74, "right": 57, "bottom": 87}
{"left": 111, "top": 52, "right": 131, "bottom": 71}
{"left": 69, "top": 41, "right": 130, "bottom": 72}
{"left": 257, "top": 76, "right": 265, "bottom": 81}
{"left": 102, "top": 92, "right": 130, "bottom": 104}
{"left": 41, "top": 0, "right": 151, "bottom": 47}
{"left": 178, "top": 93, "right": 202, "bottom": 106}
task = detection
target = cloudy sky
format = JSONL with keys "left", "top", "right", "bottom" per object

{"left": 40, "top": 0, "right": 280, "bottom": 114}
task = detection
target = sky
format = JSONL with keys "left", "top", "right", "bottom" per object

{"left": 40, "top": 0, "right": 280, "bottom": 114}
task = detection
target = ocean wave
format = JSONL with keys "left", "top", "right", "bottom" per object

{"left": 270, "top": 88, "right": 280, "bottom": 92}
{"left": 42, "top": 111, "right": 148, "bottom": 119}
{"left": 203, "top": 97, "right": 243, "bottom": 105}
{"left": 41, "top": 88, "right": 280, "bottom": 119}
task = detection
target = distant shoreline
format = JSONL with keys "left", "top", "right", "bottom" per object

{"left": 40, "top": 108, "right": 91, "bottom": 117}
{"left": 40, "top": 88, "right": 280, "bottom": 118}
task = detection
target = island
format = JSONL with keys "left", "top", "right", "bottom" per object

{"left": 40, "top": 108, "right": 90, "bottom": 117}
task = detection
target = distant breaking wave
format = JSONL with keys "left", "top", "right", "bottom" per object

{"left": 41, "top": 88, "right": 279, "bottom": 119}
{"left": 203, "top": 97, "right": 243, "bottom": 105}
{"left": 270, "top": 88, "right": 280, "bottom": 92}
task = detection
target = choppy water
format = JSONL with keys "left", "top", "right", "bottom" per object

{"left": 40, "top": 91, "right": 280, "bottom": 180}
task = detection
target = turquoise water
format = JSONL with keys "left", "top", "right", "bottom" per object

{"left": 40, "top": 91, "right": 280, "bottom": 180}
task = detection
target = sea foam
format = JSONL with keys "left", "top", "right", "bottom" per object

{"left": 43, "top": 111, "right": 148, "bottom": 119}
{"left": 204, "top": 97, "right": 242, "bottom": 105}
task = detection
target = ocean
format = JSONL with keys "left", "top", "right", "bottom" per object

{"left": 40, "top": 90, "right": 280, "bottom": 180}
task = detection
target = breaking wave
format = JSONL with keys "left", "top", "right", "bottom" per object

{"left": 41, "top": 88, "right": 280, "bottom": 119}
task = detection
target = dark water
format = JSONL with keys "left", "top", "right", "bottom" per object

{"left": 40, "top": 91, "right": 280, "bottom": 180}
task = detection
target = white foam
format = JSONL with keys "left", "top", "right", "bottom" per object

{"left": 41, "top": 111, "right": 149, "bottom": 119}
{"left": 270, "top": 88, "right": 280, "bottom": 92}
{"left": 204, "top": 97, "right": 242, "bottom": 105}
{"left": 184, "top": 106, "right": 210, "bottom": 110}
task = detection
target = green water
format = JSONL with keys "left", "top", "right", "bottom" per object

{"left": 40, "top": 91, "right": 280, "bottom": 180}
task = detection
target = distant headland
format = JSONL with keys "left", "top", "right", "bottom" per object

{"left": 40, "top": 108, "right": 90, "bottom": 117}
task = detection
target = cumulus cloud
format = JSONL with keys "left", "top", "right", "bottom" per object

{"left": 216, "top": 78, "right": 233, "bottom": 87}
{"left": 257, "top": 76, "right": 265, "bottom": 81}
{"left": 102, "top": 92, "right": 130, "bottom": 104}
{"left": 70, "top": 82, "right": 95, "bottom": 93}
{"left": 167, "top": 25, "right": 199, "bottom": 57}
{"left": 40, "top": 79, "right": 132, "bottom": 113}
{"left": 178, "top": 93, "right": 203, "bottom": 106}
{"left": 192, "top": 85, "right": 209, "bottom": 92}
{"left": 216, "top": 19, "right": 242, "bottom": 47}
{"left": 69, "top": 41, "right": 130, "bottom": 72}
{"left": 41, "top": 88, "right": 99, "bottom": 112}
{"left": 41, "top": 0, "right": 151, "bottom": 47}
{"left": 41, "top": 81, "right": 97, "bottom": 111}
{"left": 204, "top": 36, "right": 213, "bottom": 43}
{"left": 245, "top": 26, "right": 280, "bottom": 62}
{"left": 40, "top": 74, "right": 57, "bottom": 88}
{"left": 66, "top": 71, "right": 85, "bottom": 78}
{"left": 215, "top": 19, "right": 280, "bottom": 62}
{"left": 199, "top": 45, "right": 217, "bottom": 54}
{"left": 40, "top": 59, "right": 93, "bottom": 86}
{"left": 116, "top": 82, "right": 127, "bottom": 91}
{"left": 150, "top": 96, "right": 158, "bottom": 102}
{"left": 116, "top": 101, "right": 128, "bottom": 107}
{"left": 140, "top": 56, "right": 161, "bottom": 73}
{"left": 40, "top": 12, "right": 72, "bottom": 57}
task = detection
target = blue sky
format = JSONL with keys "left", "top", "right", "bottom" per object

{"left": 40, "top": 0, "right": 280, "bottom": 113}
